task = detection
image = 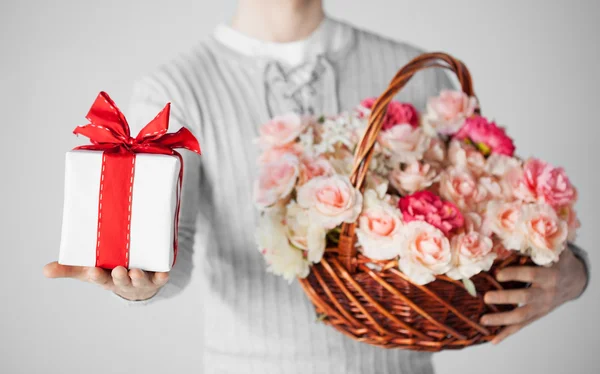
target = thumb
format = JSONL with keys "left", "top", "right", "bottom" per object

{"left": 43, "top": 261, "right": 88, "bottom": 280}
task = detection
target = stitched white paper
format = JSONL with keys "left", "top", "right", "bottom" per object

{"left": 59, "top": 150, "right": 180, "bottom": 272}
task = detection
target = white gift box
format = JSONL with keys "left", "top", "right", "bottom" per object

{"left": 58, "top": 150, "right": 181, "bottom": 272}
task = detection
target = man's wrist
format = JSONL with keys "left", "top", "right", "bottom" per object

{"left": 568, "top": 243, "right": 590, "bottom": 300}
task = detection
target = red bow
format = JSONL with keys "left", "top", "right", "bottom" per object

{"left": 74, "top": 91, "right": 201, "bottom": 155}
{"left": 73, "top": 91, "right": 201, "bottom": 270}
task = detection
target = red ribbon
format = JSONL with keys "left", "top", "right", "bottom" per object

{"left": 73, "top": 92, "right": 201, "bottom": 269}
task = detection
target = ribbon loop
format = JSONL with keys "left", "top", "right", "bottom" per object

{"left": 74, "top": 91, "right": 201, "bottom": 156}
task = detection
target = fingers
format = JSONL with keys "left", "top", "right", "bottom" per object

{"left": 484, "top": 288, "right": 543, "bottom": 305}
{"left": 480, "top": 305, "right": 534, "bottom": 326}
{"left": 45, "top": 261, "right": 169, "bottom": 300}
{"left": 129, "top": 269, "right": 154, "bottom": 289}
{"left": 111, "top": 267, "right": 132, "bottom": 289}
{"left": 496, "top": 266, "right": 556, "bottom": 285}
{"left": 88, "top": 268, "right": 113, "bottom": 289}
{"left": 491, "top": 324, "right": 525, "bottom": 345}
{"left": 43, "top": 262, "right": 88, "bottom": 280}
{"left": 152, "top": 272, "right": 170, "bottom": 287}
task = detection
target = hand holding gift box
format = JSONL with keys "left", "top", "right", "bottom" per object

{"left": 58, "top": 92, "right": 201, "bottom": 272}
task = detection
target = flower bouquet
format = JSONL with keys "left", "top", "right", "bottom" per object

{"left": 253, "top": 53, "right": 579, "bottom": 350}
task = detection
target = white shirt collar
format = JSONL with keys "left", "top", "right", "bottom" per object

{"left": 213, "top": 17, "right": 352, "bottom": 66}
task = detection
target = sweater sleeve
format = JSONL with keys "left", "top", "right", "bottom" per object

{"left": 115, "top": 76, "right": 202, "bottom": 305}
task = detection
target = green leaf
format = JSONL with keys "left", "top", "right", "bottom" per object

{"left": 315, "top": 313, "right": 328, "bottom": 323}
{"left": 475, "top": 142, "right": 492, "bottom": 156}
{"left": 462, "top": 278, "right": 478, "bottom": 297}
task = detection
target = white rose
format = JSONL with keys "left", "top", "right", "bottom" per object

{"left": 484, "top": 201, "right": 525, "bottom": 251}
{"left": 447, "top": 232, "right": 496, "bottom": 280}
{"left": 285, "top": 202, "right": 326, "bottom": 263}
{"left": 378, "top": 124, "right": 430, "bottom": 164}
{"left": 296, "top": 175, "right": 363, "bottom": 229}
{"left": 518, "top": 203, "right": 568, "bottom": 266}
{"left": 256, "top": 212, "right": 310, "bottom": 282}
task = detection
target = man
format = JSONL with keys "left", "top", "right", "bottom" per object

{"left": 44, "top": 0, "right": 590, "bottom": 373}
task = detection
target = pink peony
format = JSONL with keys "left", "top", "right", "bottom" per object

{"left": 258, "top": 113, "right": 311, "bottom": 148}
{"left": 509, "top": 158, "right": 577, "bottom": 207}
{"left": 454, "top": 116, "right": 515, "bottom": 156}
{"left": 253, "top": 154, "right": 299, "bottom": 209}
{"left": 424, "top": 90, "right": 478, "bottom": 135}
{"left": 360, "top": 98, "right": 419, "bottom": 130}
{"left": 398, "top": 191, "right": 464, "bottom": 235}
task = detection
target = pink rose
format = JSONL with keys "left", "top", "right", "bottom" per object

{"left": 389, "top": 161, "right": 438, "bottom": 195}
{"left": 398, "top": 191, "right": 464, "bottom": 235}
{"left": 296, "top": 175, "right": 363, "bottom": 229}
{"left": 360, "top": 98, "right": 419, "bottom": 130}
{"left": 447, "top": 231, "right": 495, "bottom": 280}
{"left": 399, "top": 221, "right": 453, "bottom": 285}
{"left": 519, "top": 203, "right": 568, "bottom": 265}
{"left": 484, "top": 201, "right": 524, "bottom": 251}
{"left": 439, "top": 167, "right": 489, "bottom": 211}
{"left": 424, "top": 90, "right": 478, "bottom": 135}
{"left": 258, "top": 143, "right": 304, "bottom": 164}
{"left": 378, "top": 124, "right": 430, "bottom": 164}
{"left": 448, "top": 140, "right": 486, "bottom": 176}
{"left": 253, "top": 154, "right": 299, "bottom": 209}
{"left": 258, "top": 113, "right": 311, "bottom": 148}
{"left": 298, "top": 156, "right": 335, "bottom": 185}
{"left": 509, "top": 158, "right": 577, "bottom": 207}
{"left": 453, "top": 116, "right": 515, "bottom": 156}
{"left": 356, "top": 190, "right": 404, "bottom": 260}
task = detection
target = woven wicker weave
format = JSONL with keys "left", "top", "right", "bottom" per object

{"left": 298, "top": 52, "right": 530, "bottom": 351}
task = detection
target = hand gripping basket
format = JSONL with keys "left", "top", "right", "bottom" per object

{"left": 297, "top": 52, "right": 530, "bottom": 351}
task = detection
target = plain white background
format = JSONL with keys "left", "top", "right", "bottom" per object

{"left": 1, "top": 0, "right": 599, "bottom": 373}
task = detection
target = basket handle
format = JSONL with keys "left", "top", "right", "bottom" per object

{"left": 337, "top": 52, "right": 478, "bottom": 272}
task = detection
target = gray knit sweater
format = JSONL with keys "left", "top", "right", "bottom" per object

{"left": 125, "top": 18, "right": 588, "bottom": 374}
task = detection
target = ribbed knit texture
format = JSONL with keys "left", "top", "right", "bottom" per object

{"left": 125, "top": 18, "right": 541, "bottom": 374}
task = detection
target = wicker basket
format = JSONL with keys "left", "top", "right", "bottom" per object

{"left": 298, "top": 52, "right": 531, "bottom": 351}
